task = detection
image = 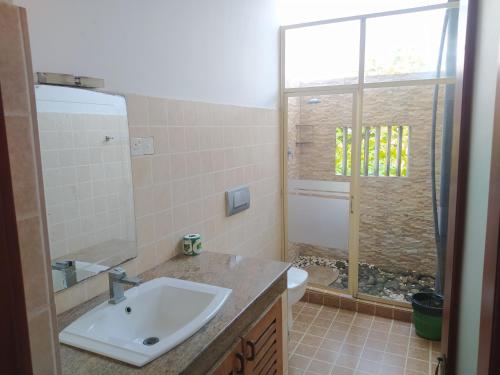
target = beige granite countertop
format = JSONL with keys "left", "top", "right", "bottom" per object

{"left": 57, "top": 251, "right": 290, "bottom": 374}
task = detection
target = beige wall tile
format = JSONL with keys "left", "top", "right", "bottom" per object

{"left": 147, "top": 97, "right": 168, "bottom": 126}
{"left": 17, "top": 217, "right": 49, "bottom": 312}
{"left": 131, "top": 157, "right": 153, "bottom": 187}
{"left": 152, "top": 154, "right": 171, "bottom": 183}
{"left": 4, "top": 115, "right": 39, "bottom": 218}
{"left": 54, "top": 94, "right": 281, "bottom": 316}
{"left": 126, "top": 94, "right": 149, "bottom": 127}
{"left": 1, "top": 4, "right": 59, "bottom": 373}
{"left": 0, "top": 4, "right": 29, "bottom": 115}
{"left": 28, "top": 309, "right": 58, "bottom": 375}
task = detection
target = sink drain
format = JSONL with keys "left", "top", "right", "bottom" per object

{"left": 143, "top": 337, "right": 159, "bottom": 346}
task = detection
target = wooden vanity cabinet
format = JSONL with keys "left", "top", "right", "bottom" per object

{"left": 212, "top": 340, "right": 245, "bottom": 375}
{"left": 242, "top": 297, "right": 283, "bottom": 375}
{"left": 212, "top": 297, "right": 283, "bottom": 375}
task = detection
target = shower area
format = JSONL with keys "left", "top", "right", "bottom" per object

{"left": 283, "top": 2, "right": 458, "bottom": 304}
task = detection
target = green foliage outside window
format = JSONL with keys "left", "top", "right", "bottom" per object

{"left": 335, "top": 125, "right": 409, "bottom": 177}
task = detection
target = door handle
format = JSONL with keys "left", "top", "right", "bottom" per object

{"left": 245, "top": 340, "right": 256, "bottom": 361}
{"left": 235, "top": 352, "right": 245, "bottom": 374}
{"left": 350, "top": 195, "right": 354, "bottom": 214}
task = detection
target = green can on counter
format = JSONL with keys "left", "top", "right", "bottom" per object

{"left": 183, "top": 233, "right": 202, "bottom": 256}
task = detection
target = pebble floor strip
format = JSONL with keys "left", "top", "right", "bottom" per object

{"left": 288, "top": 301, "right": 440, "bottom": 375}
{"left": 292, "top": 255, "right": 435, "bottom": 302}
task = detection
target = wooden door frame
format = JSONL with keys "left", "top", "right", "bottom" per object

{"left": 440, "top": 0, "right": 478, "bottom": 373}
{"left": 0, "top": 84, "right": 33, "bottom": 374}
{"left": 476, "top": 42, "right": 500, "bottom": 375}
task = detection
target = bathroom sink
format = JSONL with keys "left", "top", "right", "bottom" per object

{"left": 59, "top": 277, "right": 232, "bottom": 367}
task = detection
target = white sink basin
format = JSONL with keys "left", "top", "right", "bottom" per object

{"left": 59, "top": 277, "right": 232, "bottom": 367}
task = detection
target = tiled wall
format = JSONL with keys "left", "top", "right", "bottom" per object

{"left": 37, "top": 112, "right": 135, "bottom": 259}
{"left": 287, "top": 84, "right": 444, "bottom": 275}
{"left": 0, "top": 3, "right": 60, "bottom": 373}
{"left": 54, "top": 95, "right": 282, "bottom": 313}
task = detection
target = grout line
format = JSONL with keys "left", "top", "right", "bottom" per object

{"left": 289, "top": 302, "right": 322, "bottom": 372}
{"left": 403, "top": 320, "right": 412, "bottom": 374}
{"left": 351, "top": 311, "right": 375, "bottom": 374}
{"left": 288, "top": 302, "right": 305, "bottom": 358}
{"left": 305, "top": 304, "right": 340, "bottom": 374}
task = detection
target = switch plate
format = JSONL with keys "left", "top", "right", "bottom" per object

{"left": 142, "top": 137, "right": 154, "bottom": 155}
{"left": 226, "top": 186, "right": 250, "bottom": 216}
{"left": 130, "top": 137, "right": 154, "bottom": 156}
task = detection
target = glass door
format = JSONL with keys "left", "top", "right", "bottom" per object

{"left": 356, "top": 7, "right": 458, "bottom": 305}
{"left": 285, "top": 91, "right": 357, "bottom": 293}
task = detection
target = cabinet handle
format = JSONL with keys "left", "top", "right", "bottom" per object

{"left": 245, "top": 340, "right": 256, "bottom": 361}
{"left": 235, "top": 352, "right": 245, "bottom": 374}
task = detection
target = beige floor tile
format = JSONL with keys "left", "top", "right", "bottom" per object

{"left": 385, "top": 342, "right": 408, "bottom": 357}
{"left": 314, "top": 348, "right": 338, "bottom": 363}
{"left": 302, "top": 334, "right": 324, "bottom": 347}
{"left": 332, "top": 366, "right": 355, "bottom": 375}
{"left": 357, "top": 359, "right": 381, "bottom": 374}
{"left": 407, "top": 346, "right": 429, "bottom": 361}
{"left": 289, "top": 303, "right": 435, "bottom": 375}
{"left": 340, "top": 343, "right": 363, "bottom": 357}
{"left": 295, "top": 343, "right": 318, "bottom": 357}
{"left": 344, "top": 333, "right": 367, "bottom": 346}
{"left": 289, "top": 366, "right": 305, "bottom": 375}
{"left": 309, "top": 325, "right": 328, "bottom": 338}
{"left": 320, "top": 338, "right": 344, "bottom": 352}
{"left": 314, "top": 317, "right": 334, "bottom": 328}
{"left": 406, "top": 358, "right": 430, "bottom": 373}
{"left": 290, "top": 354, "right": 312, "bottom": 370}
{"left": 360, "top": 348, "right": 384, "bottom": 362}
{"left": 379, "top": 364, "right": 405, "bottom": 375}
{"left": 388, "top": 333, "right": 409, "bottom": 346}
{"left": 364, "top": 338, "right": 387, "bottom": 350}
{"left": 307, "top": 359, "right": 334, "bottom": 374}
{"left": 382, "top": 353, "right": 406, "bottom": 368}
{"left": 335, "top": 354, "right": 359, "bottom": 369}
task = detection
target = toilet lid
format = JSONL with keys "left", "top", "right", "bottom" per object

{"left": 288, "top": 267, "right": 308, "bottom": 289}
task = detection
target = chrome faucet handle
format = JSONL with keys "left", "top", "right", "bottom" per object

{"left": 52, "top": 260, "right": 75, "bottom": 270}
{"left": 108, "top": 267, "right": 141, "bottom": 304}
{"left": 109, "top": 267, "right": 127, "bottom": 279}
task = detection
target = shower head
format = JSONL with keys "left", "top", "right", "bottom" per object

{"left": 307, "top": 98, "right": 321, "bottom": 104}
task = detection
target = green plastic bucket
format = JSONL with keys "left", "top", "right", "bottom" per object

{"left": 411, "top": 292, "right": 443, "bottom": 341}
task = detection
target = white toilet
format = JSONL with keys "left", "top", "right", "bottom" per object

{"left": 287, "top": 267, "right": 309, "bottom": 330}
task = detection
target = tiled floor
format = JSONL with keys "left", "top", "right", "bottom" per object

{"left": 288, "top": 302, "right": 440, "bottom": 375}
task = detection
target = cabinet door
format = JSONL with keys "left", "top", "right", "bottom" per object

{"left": 243, "top": 298, "right": 283, "bottom": 375}
{"left": 212, "top": 340, "right": 245, "bottom": 375}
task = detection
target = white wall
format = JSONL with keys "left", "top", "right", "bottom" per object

{"left": 15, "top": 0, "right": 280, "bottom": 109}
{"left": 456, "top": 0, "right": 500, "bottom": 373}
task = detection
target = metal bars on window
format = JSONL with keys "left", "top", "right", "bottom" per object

{"left": 335, "top": 125, "right": 409, "bottom": 177}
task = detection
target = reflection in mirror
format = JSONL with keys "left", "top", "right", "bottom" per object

{"left": 35, "top": 85, "right": 137, "bottom": 292}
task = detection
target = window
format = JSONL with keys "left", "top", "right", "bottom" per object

{"left": 335, "top": 127, "right": 353, "bottom": 176}
{"left": 334, "top": 125, "right": 409, "bottom": 177}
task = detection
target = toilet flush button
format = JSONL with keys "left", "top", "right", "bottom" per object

{"left": 226, "top": 186, "right": 250, "bottom": 216}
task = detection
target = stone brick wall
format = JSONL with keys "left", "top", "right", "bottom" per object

{"left": 287, "top": 83, "right": 446, "bottom": 275}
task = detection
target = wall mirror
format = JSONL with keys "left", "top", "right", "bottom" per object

{"left": 35, "top": 85, "right": 137, "bottom": 292}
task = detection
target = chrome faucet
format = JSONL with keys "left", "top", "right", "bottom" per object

{"left": 52, "top": 260, "right": 77, "bottom": 287}
{"left": 108, "top": 267, "right": 141, "bottom": 304}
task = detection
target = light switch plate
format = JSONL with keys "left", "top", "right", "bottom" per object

{"left": 226, "top": 186, "right": 250, "bottom": 216}
{"left": 130, "top": 137, "right": 143, "bottom": 156}
{"left": 130, "top": 137, "right": 154, "bottom": 156}
{"left": 142, "top": 137, "right": 154, "bottom": 155}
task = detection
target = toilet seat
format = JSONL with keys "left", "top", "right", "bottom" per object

{"left": 288, "top": 267, "right": 308, "bottom": 289}
{"left": 287, "top": 267, "right": 309, "bottom": 330}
